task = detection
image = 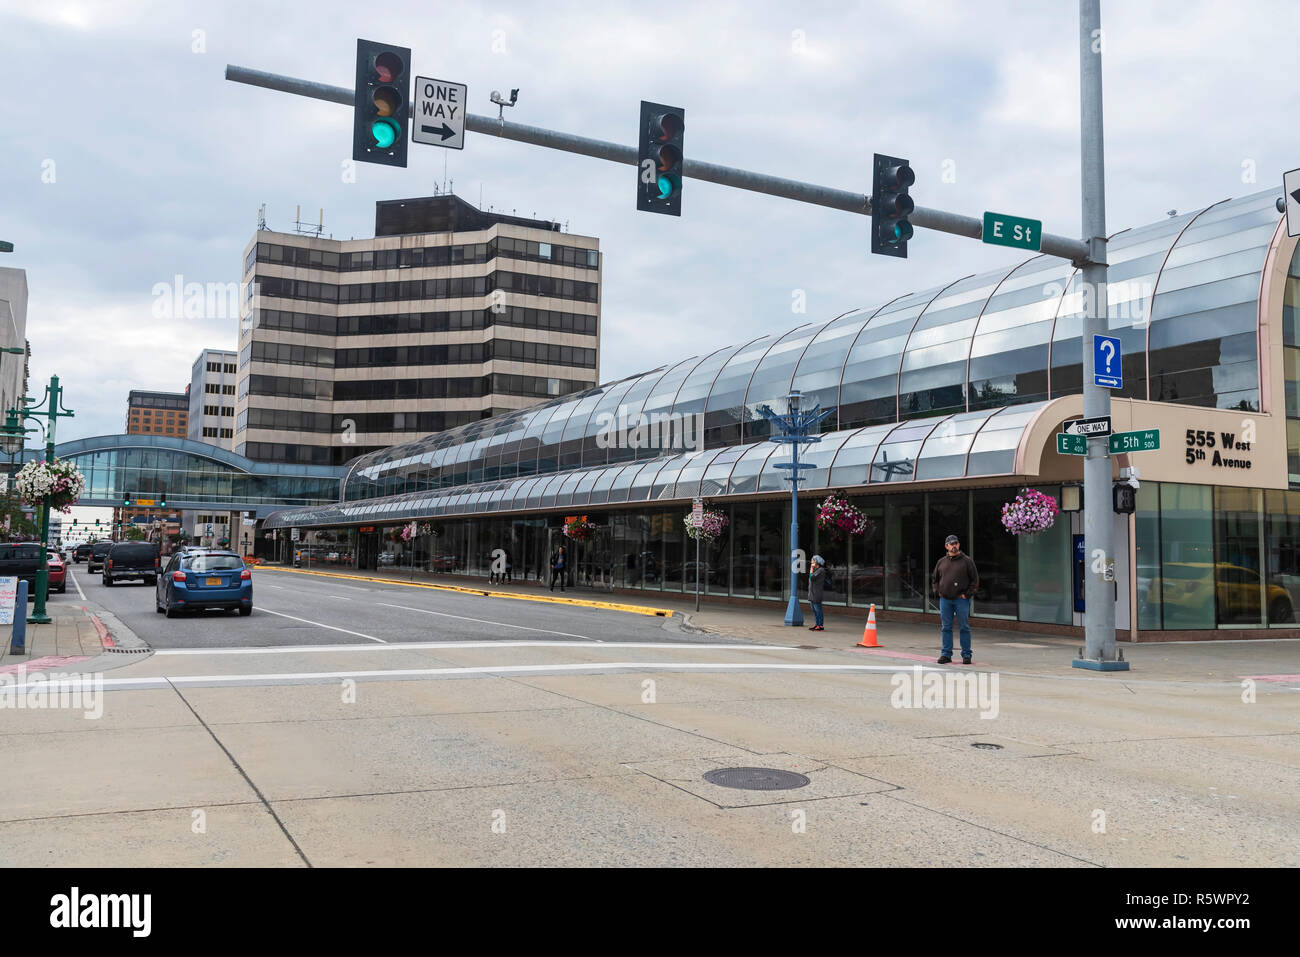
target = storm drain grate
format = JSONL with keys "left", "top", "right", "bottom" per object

{"left": 703, "top": 767, "right": 810, "bottom": 791}
{"left": 970, "top": 742, "right": 1004, "bottom": 751}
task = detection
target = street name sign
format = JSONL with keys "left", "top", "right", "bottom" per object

{"left": 692, "top": 497, "right": 703, "bottom": 522}
{"left": 1285, "top": 167, "right": 1300, "bottom": 238}
{"left": 412, "top": 76, "right": 467, "bottom": 149}
{"left": 1056, "top": 433, "right": 1086, "bottom": 455}
{"left": 982, "top": 212, "right": 1042, "bottom": 251}
{"left": 1064, "top": 416, "right": 1112, "bottom": 437}
{"left": 1109, "top": 429, "right": 1160, "bottom": 454}
{"left": 1093, "top": 334, "right": 1122, "bottom": 388}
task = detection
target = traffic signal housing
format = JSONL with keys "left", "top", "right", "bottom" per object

{"left": 637, "top": 101, "right": 684, "bottom": 216}
{"left": 871, "top": 153, "right": 915, "bottom": 258}
{"left": 352, "top": 39, "right": 411, "bottom": 168}
{"left": 122, "top": 494, "right": 131, "bottom": 506}
{"left": 1113, "top": 483, "right": 1136, "bottom": 514}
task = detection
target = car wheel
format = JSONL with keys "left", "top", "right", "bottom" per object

{"left": 57, "top": 584, "right": 66, "bottom": 593}
{"left": 165, "top": 602, "right": 179, "bottom": 618}
{"left": 155, "top": 601, "right": 164, "bottom": 614}
{"left": 103, "top": 576, "right": 113, "bottom": 586}
{"left": 1269, "top": 598, "right": 1293, "bottom": 624}
{"left": 145, "top": 577, "right": 157, "bottom": 586}
{"left": 239, "top": 606, "right": 252, "bottom": 616}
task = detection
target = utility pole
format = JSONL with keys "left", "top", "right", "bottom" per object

{"left": 1074, "top": 1, "right": 1126, "bottom": 671}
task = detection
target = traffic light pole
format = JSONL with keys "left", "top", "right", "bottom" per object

{"left": 224, "top": 64, "right": 1092, "bottom": 265}
{"left": 1074, "top": 0, "right": 1125, "bottom": 670}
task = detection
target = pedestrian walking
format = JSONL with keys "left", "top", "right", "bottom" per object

{"left": 807, "top": 554, "right": 826, "bottom": 631}
{"left": 550, "top": 544, "right": 567, "bottom": 592}
{"left": 931, "top": 534, "right": 979, "bottom": 664}
{"left": 504, "top": 548, "right": 513, "bottom": 584}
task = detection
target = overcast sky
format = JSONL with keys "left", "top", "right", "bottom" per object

{"left": 0, "top": 0, "right": 1296, "bottom": 443}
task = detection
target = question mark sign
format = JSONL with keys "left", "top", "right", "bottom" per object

{"left": 1100, "top": 339, "right": 1115, "bottom": 373}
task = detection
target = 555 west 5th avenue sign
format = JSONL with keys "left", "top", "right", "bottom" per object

{"left": 1185, "top": 427, "right": 1255, "bottom": 470}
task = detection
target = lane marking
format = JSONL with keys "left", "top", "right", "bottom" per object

{"left": 153, "top": 640, "right": 786, "bottom": 656}
{"left": 377, "top": 601, "right": 603, "bottom": 642}
{"left": 259, "top": 565, "right": 674, "bottom": 617}
{"left": 257, "top": 608, "right": 385, "bottom": 644}
{"left": 19, "top": 661, "right": 935, "bottom": 691}
{"left": 69, "top": 568, "right": 87, "bottom": 602}
{"left": 329, "top": 596, "right": 352, "bottom": 601}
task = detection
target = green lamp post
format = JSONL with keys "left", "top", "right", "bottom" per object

{"left": 7, "top": 375, "right": 75, "bottom": 624}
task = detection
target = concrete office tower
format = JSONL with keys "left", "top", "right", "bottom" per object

{"left": 189, "top": 348, "right": 239, "bottom": 449}
{"left": 235, "top": 195, "right": 601, "bottom": 467}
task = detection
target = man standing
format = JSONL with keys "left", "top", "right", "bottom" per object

{"left": 931, "top": 534, "right": 979, "bottom": 664}
{"left": 807, "top": 554, "right": 826, "bottom": 632}
{"left": 550, "top": 544, "right": 567, "bottom": 592}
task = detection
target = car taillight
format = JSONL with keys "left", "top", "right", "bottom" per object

{"left": 240, "top": 569, "right": 251, "bottom": 580}
{"left": 107, "top": 559, "right": 113, "bottom": 569}
{"left": 172, "top": 571, "right": 187, "bottom": 582}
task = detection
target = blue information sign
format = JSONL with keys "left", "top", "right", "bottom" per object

{"left": 1093, "top": 334, "right": 1122, "bottom": 388}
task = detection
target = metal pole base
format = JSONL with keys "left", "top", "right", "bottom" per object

{"left": 783, "top": 595, "right": 804, "bottom": 627}
{"left": 26, "top": 614, "right": 51, "bottom": 626}
{"left": 1071, "top": 656, "right": 1130, "bottom": 672}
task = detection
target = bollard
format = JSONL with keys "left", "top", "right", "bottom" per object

{"left": 10, "top": 579, "right": 29, "bottom": 655}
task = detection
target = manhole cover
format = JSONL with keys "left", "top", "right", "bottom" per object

{"left": 970, "top": 742, "right": 1004, "bottom": 751}
{"left": 703, "top": 767, "right": 810, "bottom": 791}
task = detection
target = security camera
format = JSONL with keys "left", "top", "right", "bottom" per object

{"left": 490, "top": 89, "right": 519, "bottom": 107}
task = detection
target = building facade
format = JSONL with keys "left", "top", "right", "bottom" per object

{"left": 263, "top": 189, "right": 1300, "bottom": 640}
{"left": 188, "top": 349, "right": 238, "bottom": 448}
{"left": 235, "top": 194, "right": 601, "bottom": 468}
{"left": 126, "top": 390, "right": 189, "bottom": 437}
{"left": 0, "top": 267, "right": 29, "bottom": 432}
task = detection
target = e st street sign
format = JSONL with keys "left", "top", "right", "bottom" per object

{"left": 982, "top": 211, "right": 1042, "bottom": 251}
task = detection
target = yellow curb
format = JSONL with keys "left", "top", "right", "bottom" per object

{"left": 254, "top": 565, "right": 675, "bottom": 618}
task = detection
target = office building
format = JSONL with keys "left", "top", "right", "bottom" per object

{"left": 235, "top": 194, "right": 601, "bottom": 467}
{"left": 188, "top": 348, "right": 239, "bottom": 448}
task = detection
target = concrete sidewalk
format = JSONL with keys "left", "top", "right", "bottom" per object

{"left": 1, "top": 606, "right": 147, "bottom": 673}
{"left": 258, "top": 563, "right": 1300, "bottom": 683}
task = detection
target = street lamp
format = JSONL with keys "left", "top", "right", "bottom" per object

{"left": 756, "top": 390, "right": 835, "bottom": 627}
{"left": 6, "top": 375, "right": 75, "bottom": 624}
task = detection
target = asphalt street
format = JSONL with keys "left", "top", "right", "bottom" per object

{"left": 57, "top": 563, "right": 704, "bottom": 649}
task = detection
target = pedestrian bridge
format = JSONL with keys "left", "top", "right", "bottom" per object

{"left": 24, "top": 434, "right": 346, "bottom": 516}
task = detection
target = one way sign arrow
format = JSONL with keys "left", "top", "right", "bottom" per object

{"left": 421, "top": 122, "right": 455, "bottom": 141}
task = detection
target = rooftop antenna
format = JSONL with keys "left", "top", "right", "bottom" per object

{"left": 292, "top": 205, "right": 324, "bottom": 238}
{"left": 257, "top": 203, "right": 267, "bottom": 231}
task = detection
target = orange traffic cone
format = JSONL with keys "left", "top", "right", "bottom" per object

{"left": 856, "top": 604, "right": 881, "bottom": 648}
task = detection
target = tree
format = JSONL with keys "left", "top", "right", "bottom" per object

{"left": 124, "top": 525, "right": 145, "bottom": 541}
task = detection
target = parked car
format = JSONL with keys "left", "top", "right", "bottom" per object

{"left": 46, "top": 549, "right": 67, "bottom": 593}
{"left": 0, "top": 543, "right": 53, "bottom": 598}
{"left": 73, "top": 543, "right": 94, "bottom": 563}
{"left": 156, "top": 550, "right": 252, "bottom": 617}
{"left": 87, "top": 540, "right": 115, "bottom": 573}
{"left": 1145, "top": 562, "right": 1294, "bottom": 624}
{"left": 104, "top": 542, "right": 160, "bottom": 586}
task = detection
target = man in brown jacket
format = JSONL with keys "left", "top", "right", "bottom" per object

{"left": 931, "top": 534, "right": 979, "bottom": 664}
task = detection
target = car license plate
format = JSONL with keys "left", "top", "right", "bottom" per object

{"left": 205, "top": 577, "right": 222, "bottom": 586}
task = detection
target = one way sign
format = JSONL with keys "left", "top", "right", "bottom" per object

{"left": 413, "top": 76, "right": 467, "bottom": 150}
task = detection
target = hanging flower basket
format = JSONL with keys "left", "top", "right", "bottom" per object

{"left": 1001, "top": 487, "right": 1060, "bottom": 536}
{"left": 816, "top": 491, "right": 870, "bottom": 537}
{"left": 563, "top": 514, "right": 596, "bottom": 541}
{"left": 418, "top": 521, "right": 439, "bottom": 538}
{"left": 684, "top": 507, "right": 728, "bottom": 543}
{"left": 14, "top": 458, "right": 85, "bottom": 514}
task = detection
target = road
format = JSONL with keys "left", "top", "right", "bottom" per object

{"left": 6, "top": 562, "right": 1297, "bottom": 867}
{"left": 59, "top": 562, "right": 698, "bottom": 648}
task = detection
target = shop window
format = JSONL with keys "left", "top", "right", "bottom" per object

{"left": 970, "top": 487, "right": 1018, "bottom": 619}
{"left": 1214, "top": 487, "right": 1264, "bottom": 627}
{"left": 885, "top": 494, "right": 925, "bottom": 611}
{"left": 1157, "top": 484, "right": 1214, "bottom": 630}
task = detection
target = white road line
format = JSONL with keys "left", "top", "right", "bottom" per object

{"left": 23, "top": 661, "right": 930, "bottom": 691}
{"left": 377, "top": 601, "right": 603, "bottom": 642}
{"left": 264, "top": 583, "right": 286, "bottom": 589}
{"left": 69, "top": 568, "right": 86, "bottom": 601}
{"left": 256, "top": 608, "right": 386, "bottom": 643}
{"left": 153, "top": 640, "right": 787, "bottom": 655}
{"left": 328, "top": 596, "right": 352, "bottom": 601}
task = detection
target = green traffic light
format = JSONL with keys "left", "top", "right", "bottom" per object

{"left": 371, "top": 119, "right": 399, "bottom": 149}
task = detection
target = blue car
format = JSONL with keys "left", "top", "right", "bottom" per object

{"left": 156, "top": 550, "right": 253, "bottom": 617}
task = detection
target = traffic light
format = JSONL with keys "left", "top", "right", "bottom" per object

{"left": 352, "top": 39, "right": 411, "bottom": 168}
{"left": 637, "top": 101, "right": 685, "bottom": 216}
{"left": 159, "top": 498, "right": 166, "bottom": 508}
{"left": 871, "top": 153, "right": 915, "bottom": 258}
{"left": 1113, "top": 483, "right": 1136, "bottom": 514}
{"left": 123, "top": 494, "right": 131, "bottom": 506}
